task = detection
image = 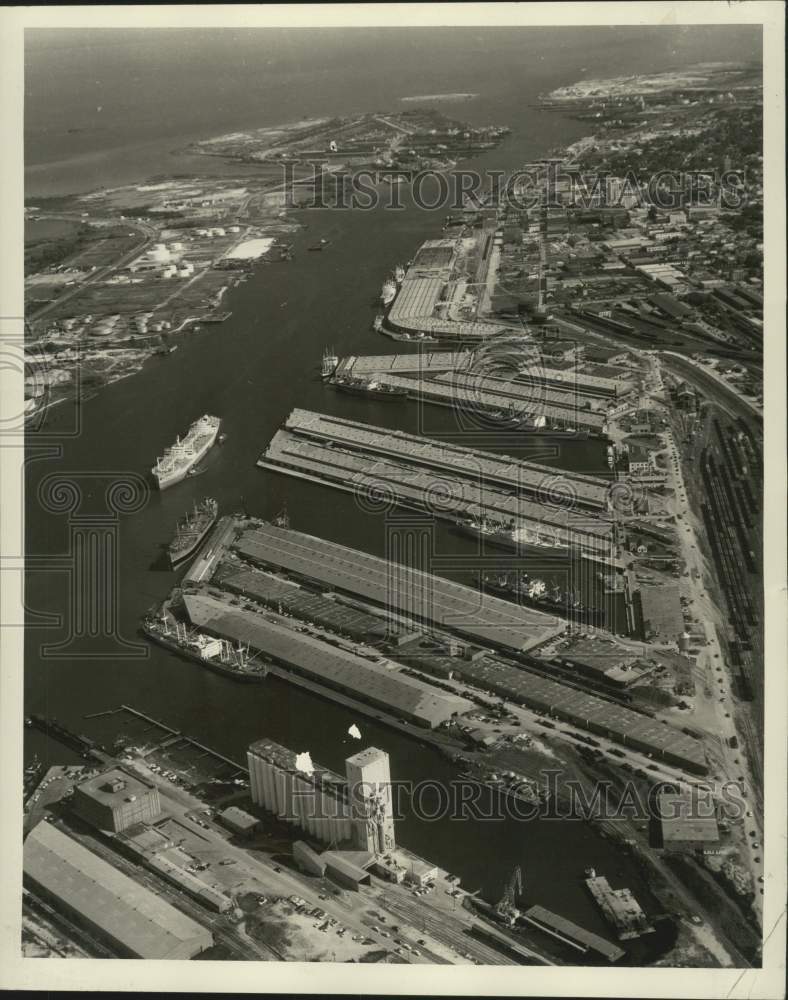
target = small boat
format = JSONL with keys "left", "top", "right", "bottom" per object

{"left": 188, "top": 465, "right": 208, "bottom": 478}
{"left": 218, "top": 433, "right": 227, "bottom": 444}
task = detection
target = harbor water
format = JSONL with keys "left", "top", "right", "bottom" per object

{"left": 23, "top": 26, "right": 758, "bottom": 958}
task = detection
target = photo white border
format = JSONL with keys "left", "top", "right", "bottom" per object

{"left": 1, "top": 3, "right": 785, "bottom": 996}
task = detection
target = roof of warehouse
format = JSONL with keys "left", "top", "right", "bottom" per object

{"left": 658, "top": 791, "right": 720, "bottom": 843}
{"left": 23, "top": 821, "right": 211, "bottom": 959}
{"left": 322, "top": 851, "right": 373, "bottom": 882}
{"left": 524, "top": 905, "right": 624, "bottom": 962}
{"left": 234, "top": 522, "right": 566, "bottom": 652}
{"left": 185, "top": 593, "right": 471, "bottom": 727}
{"left": 75, "top": 766, "right": 156, "bottom": 808}
{"left": 638, "top": 584, "right": 684, "bottom": 638}
{"left": 220, "top": 806, "right": 259, "bottom": 829}
{"left": 262, "top": 432, "right": 613, "bottom": 542}
{"left": 462, "top": 654, "right": 706, "bottom": 768}
{"left": 284, "top": 409, "right": 611, "bottom": 506}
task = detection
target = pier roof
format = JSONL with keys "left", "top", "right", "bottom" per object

{"left": 261, "top": 431, "right": 614, "bottom": 550}
{"left": 283, "top": 408, "right": 611, "bottom": 508}
{"left": 524, "top": 904, "right": 624, "bottom": 962}
{"left": 23, "top": 822, "right": 211, "bottom": 959}
{"left": 233, "top": 522, "right": 566, "bottom": 653}
{"left": 184, "top": 593, "right": 472, "bottom": 728}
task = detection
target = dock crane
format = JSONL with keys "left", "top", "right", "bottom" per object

{"left": 495, "top": 864, "right": 524, "bottom": 925}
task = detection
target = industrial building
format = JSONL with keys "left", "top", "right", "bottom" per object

{"left": 247, "top": 739, "right": 396, "bottom": 856}
{"left": 259, "top": 410, "right": 615, "bottom": 557}
{"left": 248, "top": 739, "right": 354, "bottom": 845}
{"left": 233, "top": 521, "right": 568, "bottom": 654}
{"left": 522, "top": 904, "right": 624, "bottom": 963}
{"left": 293, "top": 840, "right": 327, "bottom": 876}
{"left": 71, "top": 766, "right": 161, "bottom": 833}
{"left": 657, "top": 789, "right": 720, "bottom": 850}
{"left": 184, "top": 591, "right": 472, "bottom": 729}
{"left": 334, "top": 351, "right": 470, "bottom": 379}
{"left": 219, "top": 805, "right": 260, "bottom": 838}
{"left": 636, "top": 584, "right": 685, "bottom": 643}
{"left": 23, "top": 821, "right": 213, "bottom": 959}
{"left": 345, "top": 746, "right": 396, "bottom": 854}
{"left": 322, "top": 851, "right": 373, "bottom": 890}
{"left": 271, "top": 409, "right": 612, "bottom": 511}
{"left": 399, "top": 648, "right": 708, "bottom": 773}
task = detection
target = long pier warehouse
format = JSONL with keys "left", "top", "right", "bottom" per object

{"left": 258, "top": 410, "right": 616, "bottom": 557}
{"left": 183, "top": 592, "right": 473, "bottom": 729}
{"left": 213, "top": 521, "right": 707, "bottom": 774}
{"left": 232, "top": 521, "right": 566, "bottom": 654}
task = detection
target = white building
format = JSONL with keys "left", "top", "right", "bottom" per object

{"left": 247, "top": 739, "right": 395, "bottom": 854}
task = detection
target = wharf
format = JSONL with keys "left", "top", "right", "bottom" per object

{"left": 232, "top": 521, "right": 566, "bottom": 654}
{"left": 270, "top": 409, "right": 611, "bottom": 509}
{"left": 182, "top": 591, "right": 473, "bottom": 729}
{"left": 330, "top": 369, "right": 608, "bottom": 433}
{"left": 585, "top": 874, "right": 655, "bottom": 940}
{"left": 335, "top": 351, "right": 468, "bottom": 378}
{"left": 223, "top": 524, "right": 706, "bottom": 771}
{"left": 522, "top": 904, "right": 625, "bottom": 963}
{"left": 259, "top": 413, "right": 616, "bottom": 560}
{"left": 183, "top": 515, "right": 235, "bottom": 584}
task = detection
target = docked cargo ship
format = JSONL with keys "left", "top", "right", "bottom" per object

{"left": 454, "top": 514, "right": 569, "bottom": 552}
{"left": 332, "top": 376, "right": 408, "bottom": 401}
{"left": 152, "top": 414, "right": 220, "bottom": 490}
{"left": 483, "top": 573, "right": 606, "bottom": 627}
{"left": 381, "top": 278, "right": 397, "bottom": 307}
{"left": 321, "top": 347, "right": 339, "bottom": 379}
{"left": 142, "top": 615, "right": 268, "bottom": 683}
{"left": 167, "top": 497, "right": 219, "bottom": 569}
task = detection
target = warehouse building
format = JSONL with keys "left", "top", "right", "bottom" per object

{"left": 71, "top": 766, "right": 161, "bottom": 833}
{"left": 657, "top": 789, "right": 720, "bottom": 850}
{"left": 234, "top": 520, "right": 568, "bottom": 653}
{"left": 23, "top": 821, "right": 213, "bottom": 959}
{"left": 293, "top": 840, "right": 327, "bottom": 876}
{"left": 322, "top": 851, "right": 373, "bottom": 891}
{"left": 399, "top": 648, "right": 707, "bottom": 773}
{"left": 636, "top": 584, "right": 685, "bottom": 643}
{"left": 523, "top": 904, "right": 624, "bottom": 963}
{"left": 184, "top": 592, "right": 471, "bottom": 729}
{"left": 219, "top": 806, "right": 260, "bottom": 839}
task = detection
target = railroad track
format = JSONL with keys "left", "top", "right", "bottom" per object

{"left": 379, "top": 892, "right": 518, "bottom": 965}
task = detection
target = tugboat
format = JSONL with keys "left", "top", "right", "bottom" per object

{"left": 394, "top": 263, "right": 406, "bottom": 284}
{"left": 381, "top": 278, "right": 397, "bottom": 307}
{"left": 373, "top": 314, "right": 384, "bottom": 333}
